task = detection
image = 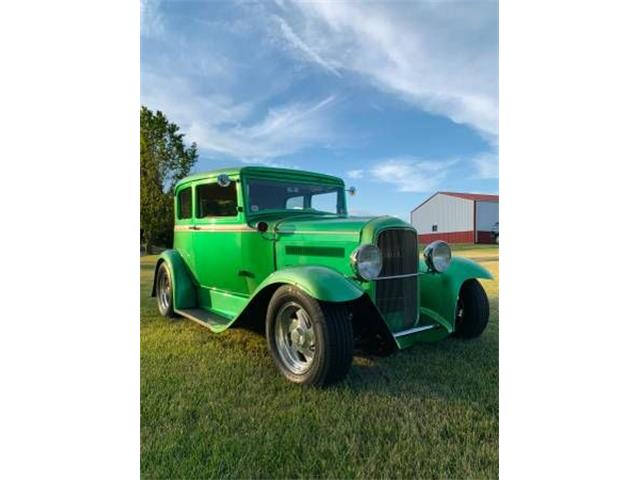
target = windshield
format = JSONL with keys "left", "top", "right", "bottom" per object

{"left": 245, "top": 178, "right": 345, "bottom": 215}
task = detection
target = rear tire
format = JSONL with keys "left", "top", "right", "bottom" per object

{"left": 453, "top": 279, "right": 489, "bottom": 339}
{"left": 155, "top": 262, "right": 177, "bottom": 318}
{"left": 266, "top": 285, "right": 353, "bottom": 387}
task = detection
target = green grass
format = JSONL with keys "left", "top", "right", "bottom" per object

{"left": 141, "top": 247, "right": 499, "bottom": 478}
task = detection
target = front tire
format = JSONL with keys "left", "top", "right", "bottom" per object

{"left": 266, "top": 285, "right": 353, "bottom": 387}
{"left": 155, "top": 262, "right": 177, "bottom": 318}
{"left": 453, "top": 279, "right": 489, "bottom": 339}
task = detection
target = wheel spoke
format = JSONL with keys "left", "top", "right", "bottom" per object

{"left": 288, "top": 315, "right": 299, "bottom": 334}
{"left": 274, "top": 302, "right": 316, "bottom": 374}
{"left": 302, "top": 345, "right": 315, "bottom": 361}
{"left": 157, "top": 270, "right": 171, "bottom": 311}
{"left": 298, "top": 345, "right": 313, "bottom": 361}
{"left": 298, "top": 309, "right": 311, "bottom": 329}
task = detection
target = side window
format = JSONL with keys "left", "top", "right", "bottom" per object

{"left": 196, "top": 182, "right": 238, "bottom": 218}
{"left": 177, "top": 188, "right": 192, "bottom": 220}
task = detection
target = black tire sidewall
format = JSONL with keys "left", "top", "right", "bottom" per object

{"left": 453, "top": 279, "right": 489, "bottom": 339}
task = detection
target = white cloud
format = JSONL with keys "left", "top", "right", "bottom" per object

{"left": 370, "top": 157, "right": 457, "bottom": 193}
{"left": 140, "top": 1, "right": 498, "bottom": 170}
{"left": 141, "top": 62, "right": 338, "bottom": 162}
{"left": 184, "top": 95, "right": 337, "bottom": 161}
{"left": 277, "top": 0, "right": 498, "bottom": 138}
{"left": 274, "top": 15, "right": 341, "bottom": 77}
{"left": 141, "top": 71, "right": 252, "bottom": 126}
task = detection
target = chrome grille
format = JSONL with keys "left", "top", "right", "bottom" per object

{"left": 375, "top": 229, "right": 419, "bottom": 330}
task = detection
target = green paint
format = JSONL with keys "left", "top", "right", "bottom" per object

{"left": 255, "top": 265, "right": 364, "bottom": 303}
{"left": 153, "top": 166, "right": 493, "bottom": 349}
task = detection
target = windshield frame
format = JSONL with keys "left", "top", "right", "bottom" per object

{"left": 242, "top": 175, "right": 347, "bottom": 218}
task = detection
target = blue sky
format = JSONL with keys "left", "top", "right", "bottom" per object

{"left": 141, "top": 0, "right": 498, "bottom": 220}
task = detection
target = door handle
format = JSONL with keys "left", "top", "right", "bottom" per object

{"left": 188, "top": 225, "right": 200, "bottom": 230}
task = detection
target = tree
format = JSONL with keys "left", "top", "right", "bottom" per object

{"left": 140, "top": 106, "right": 197, "bottom": 254}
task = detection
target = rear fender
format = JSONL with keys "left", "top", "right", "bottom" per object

{"left": 419, "top": 256, "right": 493, "bottom": 332}
{"left": 151, "top": 250, "right": 198, "bottom": 310}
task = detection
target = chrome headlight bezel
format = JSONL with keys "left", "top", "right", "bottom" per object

{"left": 350, "top": 244, "right": 383, "bottom": 281}
{"left": 424, "top": 240, "right": 452, "bottom": 273}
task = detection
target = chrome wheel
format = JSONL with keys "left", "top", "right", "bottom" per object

{"left": 274, "top": 301, "right": 316, "bottom": 374}
{"left": 158, "top": 267, "right": 171, "bottom": 313}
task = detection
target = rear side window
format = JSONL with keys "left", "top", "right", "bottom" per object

{"left": 177, "top": 188, "right": 192, "bottom": 219}
{"left": 196, "top": 182, "right": 238, "bottom": 218}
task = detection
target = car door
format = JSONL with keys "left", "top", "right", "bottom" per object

{"left": 191, "top": 178, "right": 248, "bottom": 297}
{"left": 173, "top": 183, "right": 196, "bottom": 274}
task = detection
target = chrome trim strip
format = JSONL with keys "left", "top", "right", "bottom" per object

{"left": 276, "top": 230, "right": 359, "bottom": 235}
{"left": 393, "top": 324, "right": 437, "bottom": 338}
{"left": 374, "top": 272, "right": 424, "bottom": 280}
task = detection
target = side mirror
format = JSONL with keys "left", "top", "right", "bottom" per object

{"left": 217, "top": 174, "right": 231, "bottom": 187}
{"left": 347, "top": 186, "right": 357, "bottom": 196}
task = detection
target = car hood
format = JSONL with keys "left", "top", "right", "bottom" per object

{"left": 270, "top": 214, "right": 416, "bottom": 276}
{"left": 273, "top": 214, "right": 414, "bottom": 240}
{"left": 275, "top": 215, "right": 373, "bottom": 235}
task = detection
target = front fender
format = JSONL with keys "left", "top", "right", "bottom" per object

{"left": 419, "top": 256, "right": 493, "bottom": 332}
{"left": 256, "top": 265, "right": 365, "bottom": 303}
{"left": 151, "top": 250, "right": 197, "bottom": 310}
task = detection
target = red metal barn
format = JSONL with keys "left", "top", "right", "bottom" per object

{"left": 410, "top": 192, "right": 499, "bottom": 244}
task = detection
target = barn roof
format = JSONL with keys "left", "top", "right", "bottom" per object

{"left": 411, "top": 191, "right": 499, "bottom": 213}
{"left": 440, "top": 192, "right": 499, "bottom": 202}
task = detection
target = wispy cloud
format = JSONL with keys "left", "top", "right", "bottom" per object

{"left": 141, "top": 0, "right": 497, "bottom": 185}
{"left": 370, "top": 157, "right": 458, "bottom": 193}
{"left": 187, "top": 95, "right": 337, "bottom": 161}
{"left": 277, "top": 0, "right": 498, "bottom": 138}
{"left": 141, "top": 60, "right": 338, "bottom": 163}
{"left": 274, "top": 15, "right": 341, "bottom": 77}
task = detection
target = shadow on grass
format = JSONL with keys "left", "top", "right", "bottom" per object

{"left": 228, "top": 321, "right": 498, "bottom": 407}
{"left": 349, "top": 337, "right": 496, "bottom": 403}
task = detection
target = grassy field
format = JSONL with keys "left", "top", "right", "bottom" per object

{"left": 141, "top": 244, "right": 499, "bottom": 478}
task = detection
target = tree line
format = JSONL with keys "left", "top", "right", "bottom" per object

{"left": 140, "top": 106, "right": 197, "bottom": 254}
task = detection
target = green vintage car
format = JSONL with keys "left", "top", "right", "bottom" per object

{"left": 152, "top": 166, "right": 492, "bottom": 386}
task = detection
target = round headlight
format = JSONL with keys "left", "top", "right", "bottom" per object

{"left": 350, "top": 244, "right": 383, "bottom": 281}
{"left": 424, "top": 241, "right": 452, "bottom": 273}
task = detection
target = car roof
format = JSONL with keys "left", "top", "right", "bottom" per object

{"left": 175, "top": 166, "right": 344, "bottom": 189}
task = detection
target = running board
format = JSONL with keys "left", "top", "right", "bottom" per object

{"left": 175, "top": 308, "right": 230, "bottom": 331}
{"left": 393, "top": 324, "right": 437, "bottom": 338}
